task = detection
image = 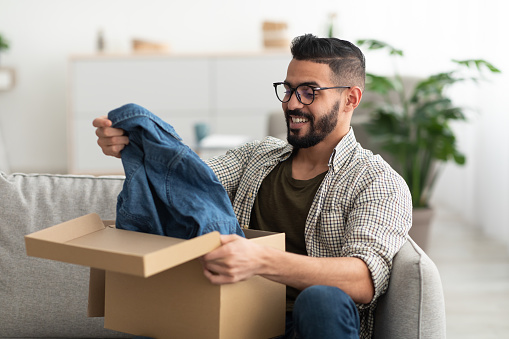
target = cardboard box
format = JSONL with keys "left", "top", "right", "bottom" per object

{"left": 25, "top": 213, "right": 286, "bottom": 339}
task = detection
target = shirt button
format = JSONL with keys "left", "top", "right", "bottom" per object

{"left": 249, "top": 193, "right": 253, "bottom": 198}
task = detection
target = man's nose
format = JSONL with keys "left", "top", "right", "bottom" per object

{"left": 287, "top": 91, "right": 304, "bottom": 110}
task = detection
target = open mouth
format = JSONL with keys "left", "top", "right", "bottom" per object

{"left": 288, "top": 115, "right": 310, "bottom": 132}
{"left": 285, "top": 110, "right": 313, "bottom": 132}
{"left": 291, "top": 116, "right": 309, "bottom": 124}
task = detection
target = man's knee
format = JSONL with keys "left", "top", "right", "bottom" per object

{"left": 296, "top": 285, "right": 357, "bottom": 315}
{"left": 293, "top": 285, "right": 359, "bottom": 338}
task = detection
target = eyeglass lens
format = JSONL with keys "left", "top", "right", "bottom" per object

{"left": 275, "top": 84, "right": 315, "bottom": 105}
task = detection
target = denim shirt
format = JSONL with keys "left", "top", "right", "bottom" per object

{"left": 108, "top": 103, "right": 244, "bottom": 239}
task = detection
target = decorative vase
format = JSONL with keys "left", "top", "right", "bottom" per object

{"left": 409, "top": 208, "right": 435, "bottom": 251}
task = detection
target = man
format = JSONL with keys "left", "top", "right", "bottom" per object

{"left": 94, "top": 34, "right": 412, "bottom": 339}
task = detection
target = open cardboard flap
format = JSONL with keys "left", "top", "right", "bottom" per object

{"left": 25, "top": 213, "right": 222, "bottom": 277}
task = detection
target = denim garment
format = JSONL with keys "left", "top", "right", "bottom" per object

{"left": 108, "top": 103, "right": 244, "bottom": 239}
{"left": 279, "top": 286, "right": 360, "bottom": 339}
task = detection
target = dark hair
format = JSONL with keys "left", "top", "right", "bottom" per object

{"left": 290, "top": 34, "right": 365, "bottom": 91}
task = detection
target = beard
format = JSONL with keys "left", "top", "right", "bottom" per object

{"left": 285, "top": 101, "right": 340, "bottom": 149}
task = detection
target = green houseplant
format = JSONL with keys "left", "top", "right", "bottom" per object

{"left": 0, "top": 33, "right": 9, "bottom": 52}
{"left": 0, "top": 33, "right": 9, "bottom": 65}
{"left": 356, "top": 39, "right": 500, "bottom": 209}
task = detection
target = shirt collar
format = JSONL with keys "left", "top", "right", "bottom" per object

{"left": 269, "top": 128, "right": 358, "bottom": 171}
{"left": 328, "top": 127, "right": 358, "bottom": 173}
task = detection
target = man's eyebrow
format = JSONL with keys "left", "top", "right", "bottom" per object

{"left": 284, "top": 80, "right": 321, "bottom": 87}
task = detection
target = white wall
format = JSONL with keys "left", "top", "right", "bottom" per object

{"left": 1, "top": 0, "right": 508, "bottom": 248}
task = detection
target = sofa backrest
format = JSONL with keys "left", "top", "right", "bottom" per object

{"left": 0, "top": 172, "right": 128, "bottom": 338}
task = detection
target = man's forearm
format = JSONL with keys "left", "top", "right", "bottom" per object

{"left": 201, "top": 235, "right": 374, "bottom": 304}
{"left": 259, "top": 246, "right": 375, "bottom": 304}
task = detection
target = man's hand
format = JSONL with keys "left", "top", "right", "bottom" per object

{"left": 201, "top": 234, "right": 267, "bottom": 285}
{"left": 201, "top": 233, "right": 375, "bottom": 304}
{"left": 92, "top": 116, "right": 129, "bottom": 158}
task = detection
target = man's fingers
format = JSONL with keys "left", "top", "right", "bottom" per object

{"left": 202, "top": 267, "right": 236, "bottom": 285}
{"left": 202, "top": 236, "right": 240, "bottom": 262}
{"left": 219, "top": 234, "right": 242, "bottom": 245}
{"left": 95, "top": 126, "right": 125, "bottom": 138}
{"left": 92, "top": 116, "right": 112, "bottom": 128}
{"left": 96, "top": 135, "right": 129, "bottom": 147}
{"left": 96, "top": 136, "right": 128, "bottom": 158}
{"left": 93, "top": 116, "right": 128, "bottom": 159}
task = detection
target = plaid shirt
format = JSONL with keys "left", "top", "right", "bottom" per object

{"left": 206, "top": 128, "right": 412, "bottom": 338}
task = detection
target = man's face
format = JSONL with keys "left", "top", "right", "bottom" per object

{"left": 286, "top": 100, "right": 340, "bottom": 149}
{"left": 283, "top": 59, "right": 345, "bottom": 149}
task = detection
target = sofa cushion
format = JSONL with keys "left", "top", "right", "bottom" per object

{"left": 373, "top": 237, "right": 446, "bottom": 338}
{"left": 0, "top": 172, "right": 129, "bottom": 338}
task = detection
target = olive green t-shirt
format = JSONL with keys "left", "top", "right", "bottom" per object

{"left": 249, "top": 154, "right": 327, "bottom": 311}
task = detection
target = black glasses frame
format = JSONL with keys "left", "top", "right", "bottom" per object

{"left": 273, "top": 82, "right": 351, "bottom": 105}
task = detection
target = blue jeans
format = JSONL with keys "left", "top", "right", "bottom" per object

{"left": 108, "top": 103, "right": 244, "bottom": 239}
{"left": 281, "top": 285, "right": 360, "bottom": 339}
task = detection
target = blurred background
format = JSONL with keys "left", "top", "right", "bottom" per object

{"left": 0, "top": 0, "right": 508, "bottom": 337}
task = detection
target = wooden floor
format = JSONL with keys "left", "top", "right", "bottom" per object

{"left": 426, "top": 208, "right": 509, "bottom": 338}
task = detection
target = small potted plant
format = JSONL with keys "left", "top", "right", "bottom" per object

{"left": 356, "top": 39, "right": 500, "bottom": 249}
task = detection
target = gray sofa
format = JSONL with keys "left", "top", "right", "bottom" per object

{"left": 0, "top": 172, "right": 446, "bottom": 338}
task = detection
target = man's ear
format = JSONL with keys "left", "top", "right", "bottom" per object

{"left": 345, "top": 86, "right": 363, "bottom": 111}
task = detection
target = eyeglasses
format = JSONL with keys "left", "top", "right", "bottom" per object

{"left": 273, "top": 82, "right": 351, "bottom": 105}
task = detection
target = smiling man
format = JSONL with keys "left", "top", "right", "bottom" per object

{"left": 93, "top": 34, "right": 412, "bottom": 339}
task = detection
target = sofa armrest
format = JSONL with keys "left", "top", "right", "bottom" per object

{"left": 373, "top": 237, "right": 446, "bottom": 339}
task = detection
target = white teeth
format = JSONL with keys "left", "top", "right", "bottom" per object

{"left": 292, "top": 117, "right": 308, "bottom": 123}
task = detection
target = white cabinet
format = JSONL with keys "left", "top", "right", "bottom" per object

{"left": 68, "top": 53, "right": 290, "bottom": 174}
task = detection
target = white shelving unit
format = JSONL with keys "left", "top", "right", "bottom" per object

{"left": 68, "top": 52, "right": 291, "bottom": 174}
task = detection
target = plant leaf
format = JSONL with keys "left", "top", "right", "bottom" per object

{"left": 356, "top": 39, "right": 403, "bottom": 56}
{"left": 452, "top": 59, "right": 502, "bottom": 73}
{"left": 365, "top": 73, "right": 399, "bottom": 95}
